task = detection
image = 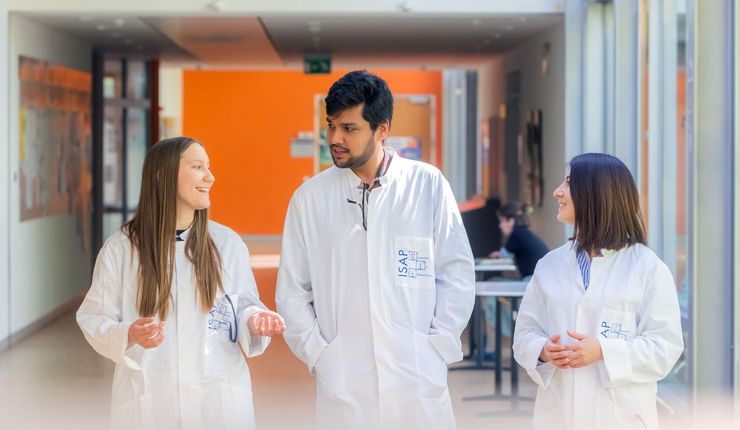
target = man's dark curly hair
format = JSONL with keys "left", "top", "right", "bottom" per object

{"left": 325, "top": 70, "right": 393, "bottom": 131}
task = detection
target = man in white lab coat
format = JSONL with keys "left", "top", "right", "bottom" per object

{"left": 276, "top": 70, "right": 475, "bottom": 430}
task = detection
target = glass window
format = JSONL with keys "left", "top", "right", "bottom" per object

{"left": 103, "top": 60, "right": 122, "bottom": 99}
{"left": 638, "top": 0, "right": 650, "bottom": 220}
{"left": 126, "top": 107, "right": 148, "bottom": 215}
{"left": 100, "top": 59, "right": 151, "bottom": 242}
{"left": 126, "top": 61, "right": 148, "bottom": 100}
{"left": 635, "top": 0, "right": 690, "bottom": 410}
{"left": 103, "top": 106, "right": 123, "bottom": 208}
{"left": 103, "top": 213, "right": 123, "bottom": 241}
{"left": 654, "top": 0, "right": 690, "bottom": 409}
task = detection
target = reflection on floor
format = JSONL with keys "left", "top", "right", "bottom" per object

{"left": 0, "top": 251, "right": 535, "bottom": 429}
{"left": 0, "top": 312, "right": 535, "bottom": 430}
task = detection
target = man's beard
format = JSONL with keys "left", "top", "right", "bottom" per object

{"left": 331, "top": 137, "right": 377, "bottom": 169}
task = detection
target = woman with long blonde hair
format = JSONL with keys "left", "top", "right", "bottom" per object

{"left": 77, "top": 136, "right": 284, "bottom": 428}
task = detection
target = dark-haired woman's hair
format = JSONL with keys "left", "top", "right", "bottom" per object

{"left": 123, "top": 136, "right": 222, "bottom": 320}
{"left": 569, "top": 153, "right": 646, "bottom": 253}
{"left": 497, "top": 202, "right": 532, "bottom": 226}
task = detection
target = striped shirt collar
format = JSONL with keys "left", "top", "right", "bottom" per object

{"left": 574, "top": 246, "right": 618, "bottom": 290}
{"left": 575, "top": 248, "right": 591, "bottom": 290}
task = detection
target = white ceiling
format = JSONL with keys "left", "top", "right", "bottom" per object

{"left": 262, "top": 15, "right": 563, "bottom": 59}
{"left": 148, "top": 16, "right": 283, "bottom": 67}
{"left": 17, "top": 14, "right": 195, "bottom": 60}
{"left": 20, "top": 13, "right": 563, "bottom": 68}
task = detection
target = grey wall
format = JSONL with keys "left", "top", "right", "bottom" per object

{"left": 0, "top": 0, "right": 10, "bottom": 350}
{"left": 6, "top": 14, "right": 93, "bottom": 343}
{"left": 478, "top": 22, "right": 566, "bottom": 250}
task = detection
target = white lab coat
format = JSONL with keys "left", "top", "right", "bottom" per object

{"left": 77, "top": 221, "right": 270, "bottom": 430}
{"left": 513, "top": 242, "right": 683, "bottom": 430}
{"left": 276, "top": 154, "right": 475, "bottom": 430}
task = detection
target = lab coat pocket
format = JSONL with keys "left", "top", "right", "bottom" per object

{"left": 597, "top": 307, "right": 637, "bottom": 341}
{"left": 206, "top": 293, "right": 242, "bottom": 374}
{"left": 394, "top": 236, "right": 435, "bottom": 290}
{"left": 315, "top": 335, "right": 345, "bottom": 398}
{"left": 413, "top": 331, "right": 448, "bottom": 397}
{"left": 603, "top": 385, "right": 651, "bottom": 430}
{"left": 110, "top": 364, "right": 154, "bottom": 428}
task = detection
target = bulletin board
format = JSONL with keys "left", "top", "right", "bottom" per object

{"left": 18, "top": 56, "right": 92, "bottom": 229}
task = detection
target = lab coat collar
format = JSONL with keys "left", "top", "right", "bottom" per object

{"left": 378, "top": 147, "right": 398, "bottom": 187}
{"left": 177, "top": 225, "right": 193, "bottom": 242}
{"left": 599, "top": 248, "right": 619, "bottom": 257}
{"left": 340, "top": 147, "right": 398, "bottom": 188}
{"left": 568, "top": 240, "right": 621, "bottom": 260}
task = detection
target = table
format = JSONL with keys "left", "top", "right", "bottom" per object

{"left": 464, "top": 280, "right": 533, "bottom": 414}
{"left": 474, "top": 258, "right": 517, "bottom": 276}
{"left": 450, "top": 259, "right": 518, "bottom": 371}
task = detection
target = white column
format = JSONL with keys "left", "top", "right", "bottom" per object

{"left": 603, "top": 4, "right": 616, "bottom": 156}
{"left": 692, "top": 0, "right": 735, "bottom": 398}
{"left": 734, "top": 0, "right": 740, "bottom": 403}
{"left": 647, "top": 0, "right": 664, "bottom": 254}
{"left": 614, "top": 0, "right": 639, "bottom": 175}
{"left": 159, "top": 67, "right": 183, "bottom": 139}
{"left": 442, "top": 69, "right": 468, "bottom": 201}
{"left": 583, "top": 2, "right": 607, "bottom": 153}
{"left": 660, "top": 0, "right": 678, "bottom": 281}
{"left": 565, "top": 0, "right": 585, "bottom": 161}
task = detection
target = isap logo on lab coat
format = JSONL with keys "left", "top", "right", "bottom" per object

{"left": 394, "top": 236, "right": 435, "bottom": 289}
{"left": 208, "top": 297, "right": 234, "bottom": 333}
{"left": 397, "top": 249, "right": 431, "bottom": 279}
{"left": 597, "top": 308, "right": 636, "bottom": 341}
{"left": 599, "top": 320, "right": 630, "bottom": 340}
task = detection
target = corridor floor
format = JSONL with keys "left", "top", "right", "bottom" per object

{"left": 0, "top": 247, "right": 536, "bottom": 429}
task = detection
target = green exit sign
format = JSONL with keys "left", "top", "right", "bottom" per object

{"left": 304, "top": 56, "right": 331, "bottom": 74}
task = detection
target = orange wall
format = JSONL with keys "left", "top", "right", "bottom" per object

{"left": 183, "top": 70, "right": 443, "bottom": 235}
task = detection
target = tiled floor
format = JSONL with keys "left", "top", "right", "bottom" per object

{"left": 0, "top": 246, "right": 536, "bottom": 429}
{"left": 0, "top": 312, "right": 535, "bottom": 430}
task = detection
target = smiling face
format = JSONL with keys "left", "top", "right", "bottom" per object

{"left": 176, "top": 143, "right": 214, "bottom": 215}
{"left": 326, "top": 104, "right": 388, "bottom": 170}
{"left": 553, "top": 166, "right": 575, "bottom": 225}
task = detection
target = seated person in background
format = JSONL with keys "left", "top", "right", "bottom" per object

{"left": 485, "top": 202, "right": 549, "bottom": 346}
{"left": 490, "top": 201, "right": 549, "bottom": 281}
{"left": 461, "top": 196, "right": 502, "bottom": 258}
{"left": 460, "top": 195, "right": 502, "bottom": 361}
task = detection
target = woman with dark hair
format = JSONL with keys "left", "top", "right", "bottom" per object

{"left": 77, "top": 137, "right": 284, "bottom": 429}
{"left": 491, "top": 201, "right": 549, "bottom": 280}
{"left": 513, "top": 153, "right": 683, "bottom": 430}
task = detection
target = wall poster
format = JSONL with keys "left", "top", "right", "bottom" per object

{"left": 19, "top": 56, "right": 92, "bottom": 249}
